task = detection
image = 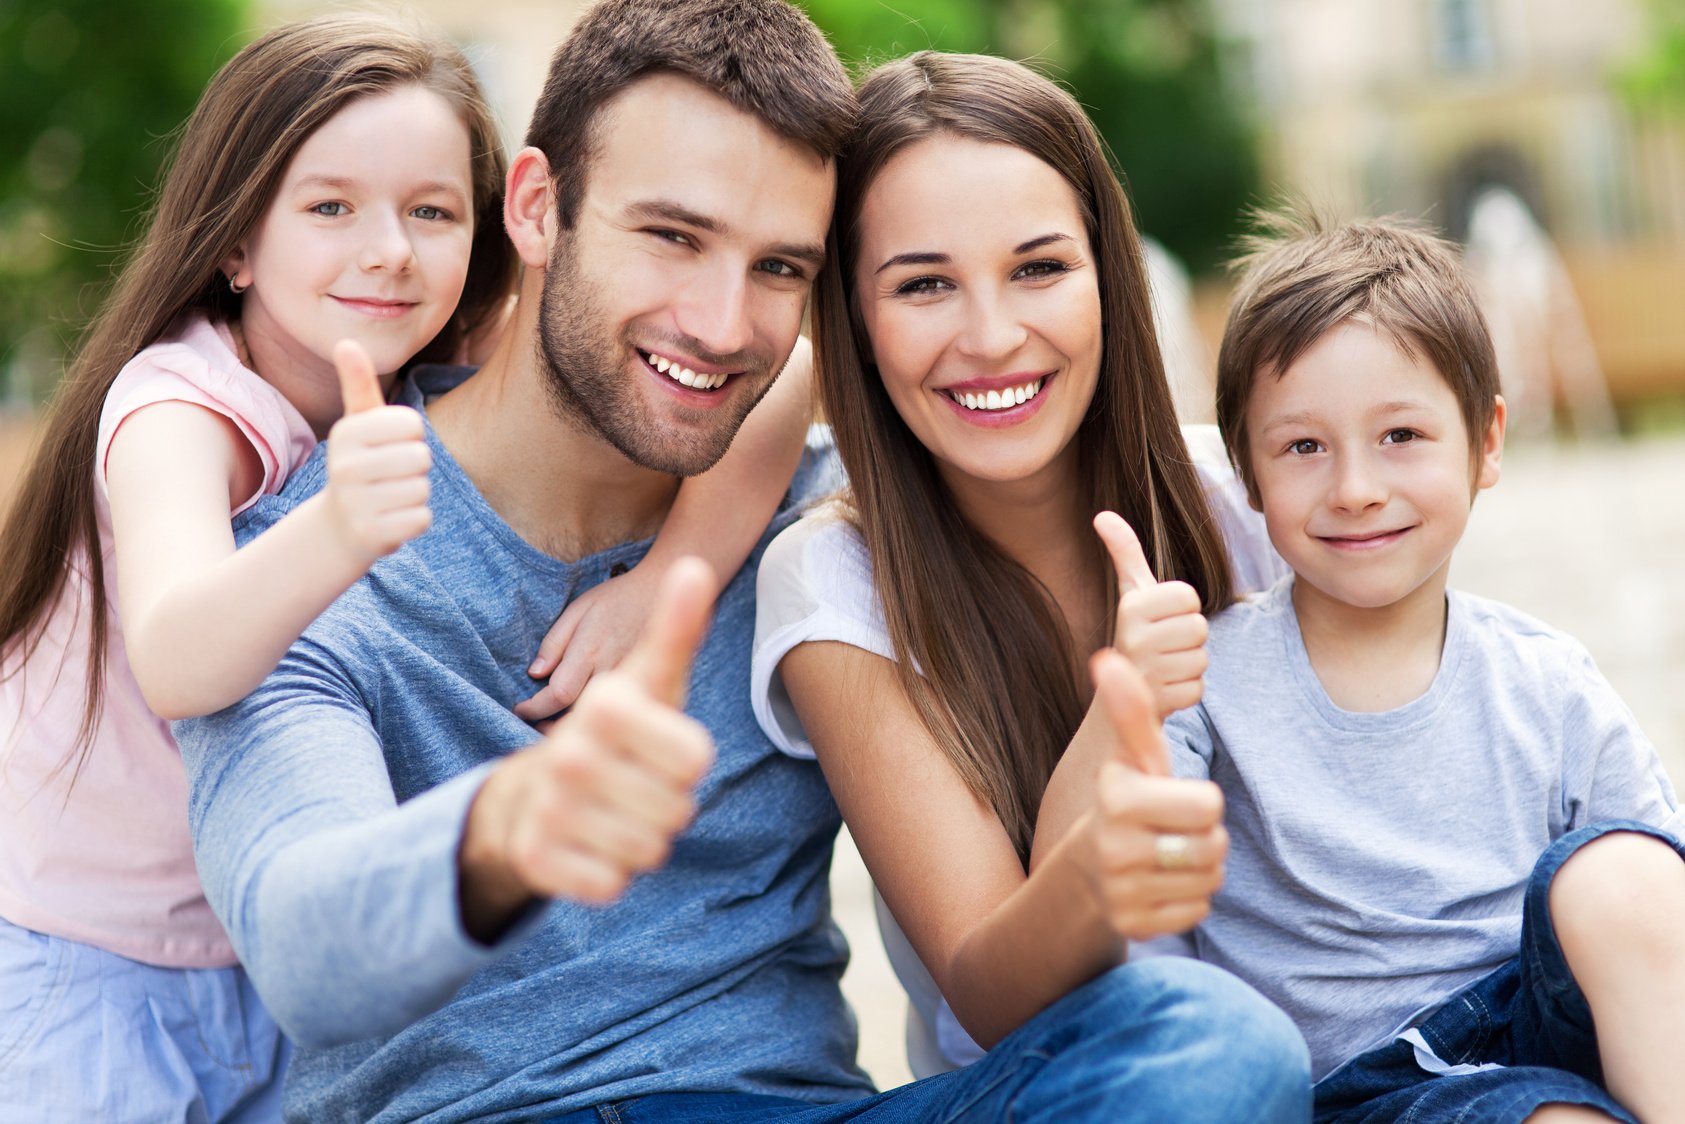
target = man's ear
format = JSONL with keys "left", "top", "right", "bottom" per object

{"left": 505, "top": 147, "right": 557, "bottom": 269}
{"left": 1475, "top": 394, "right": 1507, "bottom": 492}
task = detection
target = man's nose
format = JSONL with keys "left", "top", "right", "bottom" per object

{"left": 675, "top": 267, "right": 754, "bottom": 358}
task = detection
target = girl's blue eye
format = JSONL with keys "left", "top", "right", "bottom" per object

{"left": 412, "top": 205, "right": 449, "bottom": 222}
{"left": 309, "top": 202, "right": 348, "bottom": 217}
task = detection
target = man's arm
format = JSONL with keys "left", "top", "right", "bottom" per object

{"left": 176, "top": 560, "right": 719, "bottom": 1047}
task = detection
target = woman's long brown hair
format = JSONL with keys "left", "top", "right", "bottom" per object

{"left": 0, "top": 13, "right": 516, "bottom": 788}
{"left": 811, "top": 52, "right": 1234, "bottom": 864}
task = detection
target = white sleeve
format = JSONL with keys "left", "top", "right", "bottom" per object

{"left": 1182, "top": 424, "right": 1288, "bottom": 597}
{"left": 751, "top": 512, "right": 898, "bottom": 759}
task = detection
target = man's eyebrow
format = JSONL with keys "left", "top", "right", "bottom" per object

{"left": 875, "top": 251, "right": 950, "bottom": 275}
{"left": 1014, "top": 232, "right": 1075, "bottom": 254}
{"left": 626, "top": 199, "right": 825, "bottom": 269}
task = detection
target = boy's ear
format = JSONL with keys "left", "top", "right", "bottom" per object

{"left": 504, "top": 147, "right": 558, "bottom": 270}
{"left": 1475, "top": 394, "right": 1507, "bottom": 492}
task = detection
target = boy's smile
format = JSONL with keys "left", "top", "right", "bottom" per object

{"left": 1245, "top": 319, "right": 1505, "bottom": 624}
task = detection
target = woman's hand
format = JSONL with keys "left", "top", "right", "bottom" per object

{"left": 1094, "top": 511, "right": 1209, "bottom": 718}
{"left": 1082, "top": 649, "right": 1226, "bottom": 941}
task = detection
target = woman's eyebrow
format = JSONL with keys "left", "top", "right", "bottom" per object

{"left": 1014, "top": 232, "right": 1074, "bottom": 254}
{"left": 875, "top": 250, "right": 950, "bottom": 275}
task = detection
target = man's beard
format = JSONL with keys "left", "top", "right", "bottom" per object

{"left": 536, "top": 235, "right": 779, "bottom": 477}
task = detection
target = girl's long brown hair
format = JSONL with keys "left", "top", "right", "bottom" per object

{"left": 0, "top": 13, "right": 516, "bottom": 787}
{"left": 812, "top": 52, "right": 1234, "bottom": 863}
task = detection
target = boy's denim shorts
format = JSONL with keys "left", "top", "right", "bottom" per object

{"left": 0, "top": 914, "right": 289, "bottom": 1123}
{"left": 1314, "top": 819, "right": 1684, "bottom": 1124}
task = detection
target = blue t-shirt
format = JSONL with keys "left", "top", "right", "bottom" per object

{"left": 1139, "top": 576, "right": 1682, "bottom": 1081}
{"left": 174, "top": 365, "right": 871, "bottom": 1122}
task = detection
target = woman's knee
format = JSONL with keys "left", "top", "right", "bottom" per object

{"left": 1105, "top": 959, "right": 1309, "bottom": 1079}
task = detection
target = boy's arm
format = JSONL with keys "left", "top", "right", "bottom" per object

{"left": 109, "top": 344, "right": 429, "bottom": 720}
{"left": 517, "top": 340, "right": 814, "bottom": 717}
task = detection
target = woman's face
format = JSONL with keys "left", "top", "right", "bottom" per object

{"left": 854, "top": 134, "right": 1102, "bottom": 497}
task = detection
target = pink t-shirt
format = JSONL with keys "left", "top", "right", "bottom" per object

{"left": 0, "top": 314, "right": 316, "bottom": 967}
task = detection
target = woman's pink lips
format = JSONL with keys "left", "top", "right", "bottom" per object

{"left": 936, "top": 373, "right": 1054, "bottom": 428}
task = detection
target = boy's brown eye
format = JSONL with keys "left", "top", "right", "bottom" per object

{"left": 1290, "top": 439, "right": 1318, "bottom": 456}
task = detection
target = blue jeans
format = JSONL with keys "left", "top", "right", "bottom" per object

{"left": 0, "top": 915, "right": 289, "bottom": 1123}
{"left": 547, "top": 957, "right": 1310, "bottom": 1123}
{"left": 1314, "top": 821, "right": 1685, "bottom": 1124}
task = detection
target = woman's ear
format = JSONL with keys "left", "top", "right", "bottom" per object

{"left": 504, "top": 147, "right": 557, "bottom": 270}
{"left": 221, "top": 246, "right": 250, "bottom": 292}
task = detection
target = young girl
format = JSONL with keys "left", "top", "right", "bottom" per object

{"left": 0, "top": 14, "right": 808, "bottom": 1120}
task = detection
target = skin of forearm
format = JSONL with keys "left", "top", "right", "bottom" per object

{"left": 125, "top": 493, "right": 372, "bottom": 719}
{"left": 1029, "top": 703, "right": 1116, "bottom": 871}
{"left": 939, "top": 815, "right": 1124, "bottom": 1048}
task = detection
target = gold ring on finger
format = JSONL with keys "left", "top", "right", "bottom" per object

{"left": 1154, "top": 832, "right": 1194, "bottom": 871}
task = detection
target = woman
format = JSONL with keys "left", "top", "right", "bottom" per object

{"left": 751, "top": 51, "right": 1300, "bottom": 1106}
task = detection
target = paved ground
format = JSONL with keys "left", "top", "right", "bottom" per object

{"left": 833, "top": 432, "right": 1685, "bottom": 1091}
{"left": 3, "top": 422, "right": 1681, "bottom": 1091}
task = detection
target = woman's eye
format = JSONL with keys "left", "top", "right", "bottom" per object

{"left": 893, "top": 276, "right": 948, "bottom": 296}
{"left": 1015, "top": 259, "right": 1068, "bottom": 280}
{"left": 309, "top": 202, "right": 348, "bottom": 217}
{"left": 1383, "top": 428, "right": 1419, "bottom": 445}
{"left": 1289, "top": 439, "right": 1320, "bottom": 456}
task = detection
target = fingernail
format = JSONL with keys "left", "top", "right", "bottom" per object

{"left": 529, "top": 660, "right": 545, "bottom": 675}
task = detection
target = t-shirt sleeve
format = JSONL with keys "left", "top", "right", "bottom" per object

{"left": 96, "top": 330, "right": 314, "bottom": 515}
{"left": 1558, "top": 639, "right": 1683, "bottom": 834}
{"left": 1182, "top": 423, "right": 1288, "bottom": 597}
{"left": 1163, "top": 702, "right": 1216, "bottom": 781}
{"left": 751, "top": 513, "right": 897, "bottom": 759}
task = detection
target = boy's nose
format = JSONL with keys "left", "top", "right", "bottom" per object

{"left": 1329, "top": 455, "right": 1387, "bottom": 511}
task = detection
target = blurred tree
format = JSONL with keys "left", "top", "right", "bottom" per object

{"left": 1622, "top": 0, "right": 1685, "bottom": 109}
{"left": 800, "top": 0, "right": 1258, "bottom": 273}
{"left": 0, "top": 0, "right": 247, "bottom": 403}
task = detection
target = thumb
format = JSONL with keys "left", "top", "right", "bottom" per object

{"left": 618, "top": 556, "right": 718, "bottom": 709}
{"left": 1090, "top": 648, "right": 1170, "bottom": 777}
{"left": 1093, "top": 511, "right": 1157, "bottom": 596}
{"left": 334, "top": 339, "right": 386, "bottom": 415}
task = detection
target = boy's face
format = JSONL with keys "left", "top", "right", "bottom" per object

{"left": 1244, "top": 319, "right": 1505, "bottom": 615}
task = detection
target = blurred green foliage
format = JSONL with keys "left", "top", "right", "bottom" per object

{"left": 800, "top": 0, "right": 1259, "bottom": 275}
{"left": 1622, "top": 0, "right": 1685, "bottom": 109}
{"left": 0, "top": 0, "right": 247, "bottom": 402}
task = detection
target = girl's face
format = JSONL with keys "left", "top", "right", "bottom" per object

{"left": 227, "top": 84, "right": 474, "bottom": 405}
{"left": 854, "top": 134, "right": 1102, "bottom": 499}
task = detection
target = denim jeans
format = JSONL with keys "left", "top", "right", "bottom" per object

{"left": 0, "top": 916, "right": 289, "bottom": 1124}
{"left": 1314, "top": 820, "right": 1685, "bottom": 1124}
{"left": 547, "top": 957, "right": 1311, "bottom": 1123}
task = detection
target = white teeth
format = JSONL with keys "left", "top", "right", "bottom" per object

{"left": 645, "top": 350, "right": 727, "bottom": 391}
{"left": 952, "top": 378, "right": 1044, "bottom": 411}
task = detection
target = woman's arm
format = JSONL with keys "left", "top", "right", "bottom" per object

{"left": 780, "top": 639, "right": 1225, "bottom": 1049}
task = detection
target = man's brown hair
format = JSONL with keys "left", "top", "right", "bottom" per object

{"left": 1214, "top": 207, "right": 1501, "bottom": 503}
{"left": 526, "top": 0, "right": 855, "bottom": 228}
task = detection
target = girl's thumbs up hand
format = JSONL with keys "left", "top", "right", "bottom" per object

{"left": 324, "top": 339, "right": 433, "bottom": 565}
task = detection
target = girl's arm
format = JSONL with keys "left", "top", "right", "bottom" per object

{"left": 778, "top": 637, "right": 1225, "bottom": 1050}
{"left": 515, "top": 339, "right": 814, "bottom": 719}
{"left": 109, "top": 343, "right": 430, "bottom": 720}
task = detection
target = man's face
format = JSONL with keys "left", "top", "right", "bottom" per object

{"left": 538, "top": 73, "right": 835, "bottom": 475}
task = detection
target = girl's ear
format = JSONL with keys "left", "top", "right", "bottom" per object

{"left": 221, "top": 246, "right": 251, "bottom": 293}
{"left": 504, "top": 147, "right": 556, "bottom": 270}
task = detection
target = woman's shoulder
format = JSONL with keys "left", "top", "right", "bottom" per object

{"left": 761, "top": 501, "right": 873, "bottom": 598}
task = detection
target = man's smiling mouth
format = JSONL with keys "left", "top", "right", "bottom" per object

{"left": 639, "top": 348, "right": 730, "bottom": 390}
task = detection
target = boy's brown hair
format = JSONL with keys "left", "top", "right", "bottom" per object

{"left": 526, "top": 0, "right": 856, "bottom": 229}
{"left": 1214, "top": 207, "right": 1501, "bottom": 503}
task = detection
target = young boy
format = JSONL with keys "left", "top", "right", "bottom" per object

{"left": 1140, "top": 210, "right": 1685, "bottom": 1123}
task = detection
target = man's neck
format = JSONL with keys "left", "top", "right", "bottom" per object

{"left": 1292, "top": 564, "right": 1451, "bottom": 714}
{"left": 427, "top": 306, "right": 680, "bottom": 562}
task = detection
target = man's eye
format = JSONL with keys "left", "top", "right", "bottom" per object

{"left": 649, "top": 229, "right": 691, "bottom": 246}
{"left": 309, "top": 202, "right": 349, "bottom": 217}
{"left": 757, "top": 260, "right": 802, "bottom": 279}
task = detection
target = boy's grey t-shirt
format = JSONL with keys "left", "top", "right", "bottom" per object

{"left": 173, "top": 365, "right": 870, "bottom": 1122}
{"left": 1144, "top": 577, "right": 1681, "bottom": 1082}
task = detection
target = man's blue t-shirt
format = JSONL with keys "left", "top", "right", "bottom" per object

{"left": 174, "top": 365, "right": 870, "bottom": 1122}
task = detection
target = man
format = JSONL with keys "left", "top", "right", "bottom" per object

{"left": 177, "top": 1, "right": 1310, "bottom": 1120}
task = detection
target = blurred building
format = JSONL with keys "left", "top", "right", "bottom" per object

{"left": 1209, "top": 0, "right": 1685, "bottom": 415}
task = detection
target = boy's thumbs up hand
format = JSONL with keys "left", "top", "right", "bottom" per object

{"left": 324, "top": 339, "right": 433, "bottom": 566}
{"left": 1093, "top": 511, "right": 1209, "bottom": 719}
